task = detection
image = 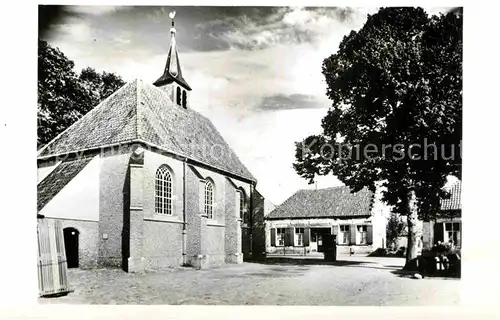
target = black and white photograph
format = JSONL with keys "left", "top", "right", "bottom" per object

{"left": 32, "top": 5, "right": 467, "bottom": 307}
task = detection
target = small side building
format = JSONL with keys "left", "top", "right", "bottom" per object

{"left": 265, "top": 186, "right": 390, "bottom": 255}
{"left": 422, "top": 179, "right": 462, "bottom": 249}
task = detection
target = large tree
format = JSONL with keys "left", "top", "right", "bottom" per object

{"left": 293, "top": 7, "right": 462, "bottom": 264}
{"left": 38, "top": 39, "right": 125, "bottom": 147}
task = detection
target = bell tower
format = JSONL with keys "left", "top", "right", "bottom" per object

{"left": 153, "top": 11, "right": 192, "bottom": 109}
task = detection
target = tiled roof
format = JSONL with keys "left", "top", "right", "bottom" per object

{"left": 37, "top": 157, "right": 92, "bottom": 211}
{"left": 441, "top": 180, "right": 461, "bottom": 211}
{"left": 38, "top": 79, "right": 255, "bottom": 182}
{"left": 266, "top": 186, "right": 374, "bottom": 220}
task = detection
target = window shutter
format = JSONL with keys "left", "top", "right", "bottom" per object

{"left": 270, "top": 228, "right": 276, "bottom": 247}
{"left": 285, "top": 228, "right": 293, "bottom": 246}
{"left": 366, "top": 225, "right": 373, "bottom": 245}
{"left": 433, "top": 222, "right": 444, "bottom": 244}
{"left": 332, "top": 225, "right": 339, "bottom": 236}
{"left": 303, "top": 228, "right": 310, "bottom": 246}
{"left": 350, "top": 224, "right": 357, "bottom": 245}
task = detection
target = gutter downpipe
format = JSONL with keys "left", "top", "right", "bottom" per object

{"left": 182, "top": 157, "right": 187, "bottom": 266}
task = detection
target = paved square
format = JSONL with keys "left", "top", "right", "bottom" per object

{"left": 39, "top": 255, "right": 460, "bottom": 305}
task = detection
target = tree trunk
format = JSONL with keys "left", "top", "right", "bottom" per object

{"left": 404, "top": 191, "right": 419, "bottom": 268}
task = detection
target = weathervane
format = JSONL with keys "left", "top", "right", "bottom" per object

{"left": 169, "top": 11, "right": 176, "bottom": 33}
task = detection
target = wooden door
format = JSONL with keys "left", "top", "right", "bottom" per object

{"left": 37, "top": 219, "right": 70, "bottom": 297}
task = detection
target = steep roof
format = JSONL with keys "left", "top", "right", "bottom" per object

{"left": 441, "top": 180, "right": 461, "bottom": 211}
{"left": 38, "top": 79, "right": 255, "bottom": 182}
{"left": 266, "top": 186, "right": 374, "bottom": 220}
{"left": 37, "top": 157, "right": 92, "bottom": 211}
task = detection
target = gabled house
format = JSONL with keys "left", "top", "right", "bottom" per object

{"left": 265, "top": 186, "right": 390, "bottom": 255}
{"left": 422, "top": 179, "right": 462, "bottom": 249}
{"left": 37, "top": 14, "right": 262, "bottom": 271}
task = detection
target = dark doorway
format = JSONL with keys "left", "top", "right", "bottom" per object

{"left": 63, "top": 227, "right": 79, "bottom": 268}
{"left": 310, "top": 227, "right": 332, "bottom": 252}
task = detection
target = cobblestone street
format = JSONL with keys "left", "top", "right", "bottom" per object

{"left": 39, "top": 255, "right": 460, "bottom": 306}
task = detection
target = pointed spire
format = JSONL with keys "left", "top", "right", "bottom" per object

{"left": 153, "top": 10, "right": 191, "bottom": 90}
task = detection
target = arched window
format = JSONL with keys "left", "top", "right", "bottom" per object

{"left": 155, "top": 165, "right": 173, "bottom": 215}
{"left": 182, "top": 90, "right": 187, "bottom": 108}
{"left": 176, "top": 87, "right": 182, "bottom": 106}
{"left": 204, "top": 180, "right": 214, "bottom": 219}
{"left": 238, "top": 190, "right": 245, "bottom": 220}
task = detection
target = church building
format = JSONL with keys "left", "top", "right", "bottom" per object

{"left": 37, "top": 13, "right": 263, "bottom": 272}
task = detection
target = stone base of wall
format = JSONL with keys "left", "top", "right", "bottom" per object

{"left": 145, "top": 256, "right": 183, "bottom": 270}
{"left": 128, "top": 257, "right": 145, "bottom": 273}
{"left": 210, "top": 254, "right": 226, "bottom": 267}
{"left": 225, "top": 253, "right": 243, "bottom": 264}
{"left": 97, "top": 257, "right": 122, "bottom": 268}
{"left": 192, "top": 255, "right": 205, "bottom": 269}
{"left": 189, "top": 255, "right": 210, "bottom": 270}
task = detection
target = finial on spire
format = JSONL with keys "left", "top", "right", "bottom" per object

{"left": 153, "top": 9, "right": 191, "bottom": 91}
{"left": 169, "top": 11, "right": 176, "bottom": 30}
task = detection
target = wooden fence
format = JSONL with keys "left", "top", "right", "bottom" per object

{"left": 37, "top": 218, "right": 70, "bottom": 297}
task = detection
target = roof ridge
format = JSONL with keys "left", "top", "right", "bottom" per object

{"left": 135, "top": 79, "right": 141, "bottom": 142}
{"left": 301, "top": 185, "right": 349, "bottom": 192}
{"left": 37, "top": 81, "right": 135, "bottom": 157}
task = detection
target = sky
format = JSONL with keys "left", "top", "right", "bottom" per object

{"left": 41, "top": 5, "right": 453, "bottom": 205}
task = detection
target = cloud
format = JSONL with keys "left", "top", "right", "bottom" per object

{"left": 202, "top": 7, "right": 376, "bottom": 51}
{"left": 69, "top": 6, "right": 125, "bottom": 16}
{"left": 58, "top": 21, "right": 93, "bottom": 41}
{"left": 258, "top": 94, "right": 329, "bottom": 111}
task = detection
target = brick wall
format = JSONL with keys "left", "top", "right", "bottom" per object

{"left": 143, "top": 220, "right": 183, "bottom": 269}
{"left": 185, "top": 166, "right": 202, "bottom": 265}
{"left": 47, "top": 218, "right": 99, "bottom": 269}
{"left": 98, "top": 152, "right": 131, "bottom": 268}
{"left": 224, "top": 178, "right": 242, "bottom": 263}
{"left": 205, "top": 225, "right": 226, "bottom": 266}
